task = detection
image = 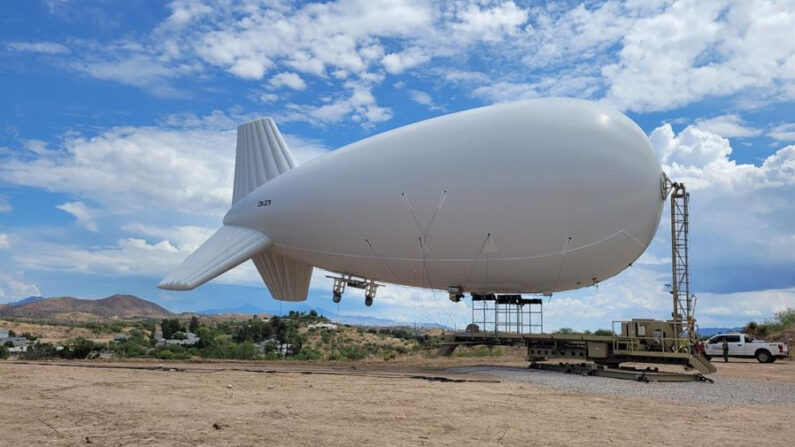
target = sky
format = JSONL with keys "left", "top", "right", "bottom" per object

{"left": 0, "top": 0, "right": 793, "bottom": 330}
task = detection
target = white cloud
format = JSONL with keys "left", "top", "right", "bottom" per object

{"left": 193, "top": 0, "right": 432, "bottom": 79}
{"left": 650, "top": 123, "right": 795, "bottom": 192}
{"left": 10, "top": 1, "right": 795, "bottom": 122}
{"left": 407, "top": 89, "right": 441, "bottom": 111}
{"left": 166, "top": 0, "right": 213, "bottom": 26}
{"left": 74, "top": 54, "right": 196, "bottom": 98}
{"left": 769, "top": 123, "right": 795, "bottom": 142}
{"left": 382, "top": 48, "right": 430, "bottom": 74}
{"left": 449, "top": 0, "right": 528, "bottom": 42}
{"left": 694, "top": 114, "right": 761, "bottom": 138}
{"left": 648, "top": 123, "right": 795, "bottom": 296}
{"left": 0, "top": 112, "right": 329, "bottom": 219}
{"left": 24, "top": 139, "right": 49, "bottom": 154}
{"left": 259, "top": 92, "right": 279, "bottom": 103}
{"left": 268, "top": 72, "right": 307, "bottom": 90}
{"left": 602, "top": 0, "right": 795, "bottom": 112}
{"left": 5, "top": 41, "right": 69, "bottom": 54}
{"left": 0, "top": 233, "right": 9, "bottom": 249}
{"left": 56, "top": 201, "right": 99, "bottom": 231}
{"left": 283, "top": 81, "right": 392, "bottom": 127}
{"left": 121, "top": 223, "right": 216, "bottom": 253}
{"left": 16, "top": 237, "right": 181, "bottom": 276}
{"left": 694, "top": 288, "right": 795, "bottom": 326}
{"left": 0, "top": 273, "right": 40, "bottom": 300}
{"left": 2, "top": 126, "right": 235, "bottom": 217}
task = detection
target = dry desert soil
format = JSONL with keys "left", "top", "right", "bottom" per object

{"left": 1, "top": 356, "right": 793, "bottom": 446}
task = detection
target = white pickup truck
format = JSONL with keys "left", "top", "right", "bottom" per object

{"left": 704, "top": 333, "right": 790, "bottom": 363}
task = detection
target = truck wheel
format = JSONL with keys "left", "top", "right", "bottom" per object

{"left": 755, "top": 349, "right": 773, "bottom": 363}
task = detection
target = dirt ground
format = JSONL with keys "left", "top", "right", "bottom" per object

{"left": 1, "top": 356, "right": 792, "bottom": 447}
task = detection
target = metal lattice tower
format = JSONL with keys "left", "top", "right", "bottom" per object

{"left": 669, "top": 182, "right": 694, "bottom": 341}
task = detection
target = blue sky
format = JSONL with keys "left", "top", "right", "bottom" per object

{"left": 1, "top": 0, "right": 793, "bottom": 330}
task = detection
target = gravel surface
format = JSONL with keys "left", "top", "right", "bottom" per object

{"left": 448, "top": 365, "right": 795, "bottom": 406}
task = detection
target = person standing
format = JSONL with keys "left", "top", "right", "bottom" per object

{"left": 695, "top": 339, "right": 705, "bottom": 356}
{"left": 722, "top": 337, "right": 729, "bottom": 363}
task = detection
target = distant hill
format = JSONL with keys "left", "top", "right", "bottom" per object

{"left": 699, "top": 327, "right": 743, "bottom": 337}
{"left": 0, "top": 294, "right": 174, "bottom": 319}
{"left": 8, "top": 296, "right": 45, "bottom": 306}
{"left": 196, "top": 303, "right": 269, "bottom": 315}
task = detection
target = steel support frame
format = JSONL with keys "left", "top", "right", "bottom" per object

{"left": 669, "top": 182, "right": 695, "bottom": 343}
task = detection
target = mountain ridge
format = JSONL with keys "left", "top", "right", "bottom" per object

{"left": 0, "top": 294, "right": 174, "bottom": 319}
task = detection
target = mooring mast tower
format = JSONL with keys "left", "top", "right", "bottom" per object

{"left": 667, "top": 180, "right": 695, "bottom": 343}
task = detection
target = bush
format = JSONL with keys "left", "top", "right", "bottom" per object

{"left": 21, "top": 342, "right": 60, "bottom": 359}
{"left": 747, "top": 308, "right": 795, "bottom": 337}
{"left": 111, "top": 338, "right": 147, "bottom": 358}
{"left": 0, "top": 345, "right": 8, "bottom": 360}
{"left": 19, "top": 332, "right": 38, "bottom": 341}
{"left": 773, "top": 308, "right": 795, "bottom": 329}
{"left": 62, "top": 337, "right": 105, "bottom": 359}
{"left": 293, "top": 346, "right": 322, "bottom": 360}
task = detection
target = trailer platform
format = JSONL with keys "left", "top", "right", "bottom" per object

{"left": 442, "top": 324, "right": 717, "bottom": 376}
{"left": 529, "top": 362, "right": 714, "bottom": 383}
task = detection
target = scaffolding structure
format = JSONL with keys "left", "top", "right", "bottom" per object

{"left": 669, "top": 182, "right": 695, "bottom": 342}
{"left": 471, "top": 294, "right": 543, "bottom": 334}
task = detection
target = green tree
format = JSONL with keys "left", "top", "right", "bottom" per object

{"left": 161, "top": 318, "right": 185, "bottom": 339}
{"left": 774, "top": 308, "right": 795, "bottom": 328}
{"left": 7, "top": 330, "right": 16, "bottom": 337}
{"left": 189, "top": 316, "right": 201, "bottom": 333}
{"left": 0, "top": 345, "right": 9, "bottom": 360}
{"left": 65, "top": 337, "right": 102, "bottom": 359}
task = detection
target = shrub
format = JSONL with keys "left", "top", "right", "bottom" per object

{"left": 0, "top": 345, "right": 8, "bottom": 360}
{"left": 111, "top": 338, "right": 146, "bottom": 358}
{"left": 773, "top": 308, "right": 795, "bottom": 329}
{"left": 20, "top": 342, "right": 60, "bottom": 359}
{"left": 19, "top": 332, "right": 38, "bottom": 341}
{"left": 293, "top": 346, "right": 322, "bottom": 360}
{"left": 62, "top": 337, "right": 105, "bottom": 359}
{"left": 593, "top": 329, "right": 614, "bottom": 336}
